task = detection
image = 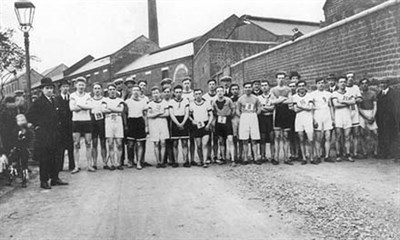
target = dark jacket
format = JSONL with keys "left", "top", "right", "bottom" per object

{"left": 26, "top": 95, "right": 59, "bottom": 149}
{"left": 377, "top": 88, "right": 400, "bottom": 132}
{"left": 54, "top": 95, "right": 73, "bottom": 140}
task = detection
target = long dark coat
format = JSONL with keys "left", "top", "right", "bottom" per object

{"left": 376, "top": 88, "right": 400, "bottom": 158}
{"left": 25, "top": 95, "right": 58, "bottom": 149}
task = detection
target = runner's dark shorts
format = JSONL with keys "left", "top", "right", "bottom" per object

{"left": 258, "top": 114, "right": 273, "bottom": 143}
{"left": 127, "top": 117, "right": 146, "bottom": 141}
{"left": 72, "top": 121, "right": 93, "bottom": 134}
{"left": 171, "top": 116, "right": 189, "bottom": 139}
{"left": 274, "top": 104, "right": 292, "bottom": 130}
{"left": 289, "top": 109, "right": 296, "bottom": 130}
{"left": 192, "top": 121, "right": 209, "bottom": 138}
{"left": 215, "top": 116, "right": 233, "bottom": 138}
{"left": 92, "top": 119, "right": 105, "bottom": 139}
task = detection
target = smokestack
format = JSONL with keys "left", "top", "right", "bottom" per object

{"left": 148, "top": 0, "right": 159, "bottom": 45}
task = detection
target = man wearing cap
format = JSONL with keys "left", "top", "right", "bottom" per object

{"left": 220, "top": 76, "right": 232, "bottom": 97}
{"left": 26, "top": 78, "right": 68, "bottom": 189}
{"left": 123, "top": 77, "right": 136, "bottom": 100}
{"left": 54, "top": 79, "right": 75, "bottom": 171}
{"left": 252, "top": 80, "right": 262, "bottom": 96}
{"left": 161, "top": 78, "right": 173, "bottom": 90}
{"left": 376, "top": 78, "right": 400, "bottom": 159}
{"left": 70, "top": 77, "right": 95, "bottom": 173}
{"left": 327, "top": 74, "right": 338, "bottom": 93}
{"left": 113, "top": 78, "right": 125, "bottom": 99}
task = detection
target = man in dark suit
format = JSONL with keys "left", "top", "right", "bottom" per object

{"left": 26, "top": 78, "right": 68, "bottom": 189}
{"left": 376, "top": 79, "right": 400, "bottom": 159}
{"left": 54, "top": 80, "right": 75, "bottom": 171}
{"left": 327, "top": 74, "right": 339, "bottom": 93}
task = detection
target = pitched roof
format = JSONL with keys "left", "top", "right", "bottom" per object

{"left": 241, "top": 15, "right": 320, "bottom": 36}
{"left": 41, "top": 63, "right": 68, "bottom": 78}
{"left": 116, "top": 41, "right": 194, "bottom": 75}
{"left": 68, "top": 56, "right": 110, "bottom": 76}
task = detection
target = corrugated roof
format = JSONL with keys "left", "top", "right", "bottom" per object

{"left": 249, "top": 19, "right": 320, "bottom": 36}
{"left": 68, "top": 56, "right": 110, "bottom": 76}
{"left": 116, "top": 42, "right": 193, "bottom": 75}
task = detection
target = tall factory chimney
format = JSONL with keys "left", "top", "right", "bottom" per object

{"left": 148, "top": 0, "right": 159, "bottom": 45}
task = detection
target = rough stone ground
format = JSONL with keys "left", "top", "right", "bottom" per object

{"left": 0, "top": 144, "right": 399, "bottom": 240}
{"left": 222, "top": 158, "right": 400, "bottom": 240}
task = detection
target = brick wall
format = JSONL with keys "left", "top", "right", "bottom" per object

{"left": 323, "top": 0, "right": 388, "bottom": 25}
{"left": 116, "top": 56, "right": 193, "bottom": 90}
{"left": 231, "top": 0, "right": 400, "bottom": 87}
{"left": 193, "top": 39, "right": 276, "bottom": 90}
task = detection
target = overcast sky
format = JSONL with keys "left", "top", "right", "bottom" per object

{"left": 0, "top": 0, "right": 325, "bottom": 73}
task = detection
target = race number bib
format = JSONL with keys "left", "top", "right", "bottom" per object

{"left": 244, "top": 103, "right": 254, "bottom": 111}
{"left": 94, "top": 112, "right": 104, "bottom": 120}
{"left": 197, "top": 121, "right": 205, "bottom": 129}
{"left": 217, "top": 116, "right": 227, "bottom": 124}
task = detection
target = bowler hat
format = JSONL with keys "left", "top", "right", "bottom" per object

{"left": 58, "top": 79, "right": 70, "bottom": 87}
{"left": 40, "top": 78, "right": 54, "bottom": 88}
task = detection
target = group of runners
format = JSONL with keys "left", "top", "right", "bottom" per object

{"left": 65, "top": 70, "right": 379, "bottom": 172}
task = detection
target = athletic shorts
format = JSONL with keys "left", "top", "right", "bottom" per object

{"left": 295, "top": 114, "right": 313, "bottom": 133}
{"left": 191, "top": 121, "right": 209, "bottom": 138}
{"left": 239, "top": 113, "right": 260, "bottom": 140}
{"left": 215, "top": 116, "right": 233, "bottom": 138}
{"left": 92, "top": 119, "right": 105, "bottom": 139}
{"left": 314, "top": 110, "right": 333, "bottom": 131}
{"left": 258, "top": 114, "right": 273, "bottom": 134}
{"left": 105, "top": 115, "right": 124, "bottom": 139}
{"left": 274, "top": 104, "right": 292, "bottom": 130}
{"left": 232, "top": 116, "right": 240, "bottom": 137}
{"left": 171, "top": 116, "right": 189, "bottom": 139}
{"left": 334, "top": 111, "right": 352, "bottom": 129}
{"left": 72, "top": 121, "right": 93, "bottom": 134}
{"left": 350, "top": 107, "right": 360, "bottom": 127}
{"left": 149, "top": 118, "right": 170, "bottom": 142}
{"left": 359, "top": 110, "right": 378, "bottom": 130}
{"left": 127, "top": 117, "right": 146, "bottom": 141}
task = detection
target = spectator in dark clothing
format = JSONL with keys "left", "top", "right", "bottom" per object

{"left": 291, "top": 28, "right": 304, "bottom": 41}
{"left": 376, "top": 79, "right": 400, "bottom": 159}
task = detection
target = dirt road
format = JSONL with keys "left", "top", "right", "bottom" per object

{"left": 0, "top": 165, "right": 309, "bottom": 240}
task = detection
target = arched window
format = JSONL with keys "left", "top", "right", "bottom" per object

{"left": 173, "top": 64, "right": 189, "bottom": 83}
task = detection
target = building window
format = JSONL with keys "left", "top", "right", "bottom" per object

{"left": 161, "top": 68, "right": 169, "bottom": 79}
